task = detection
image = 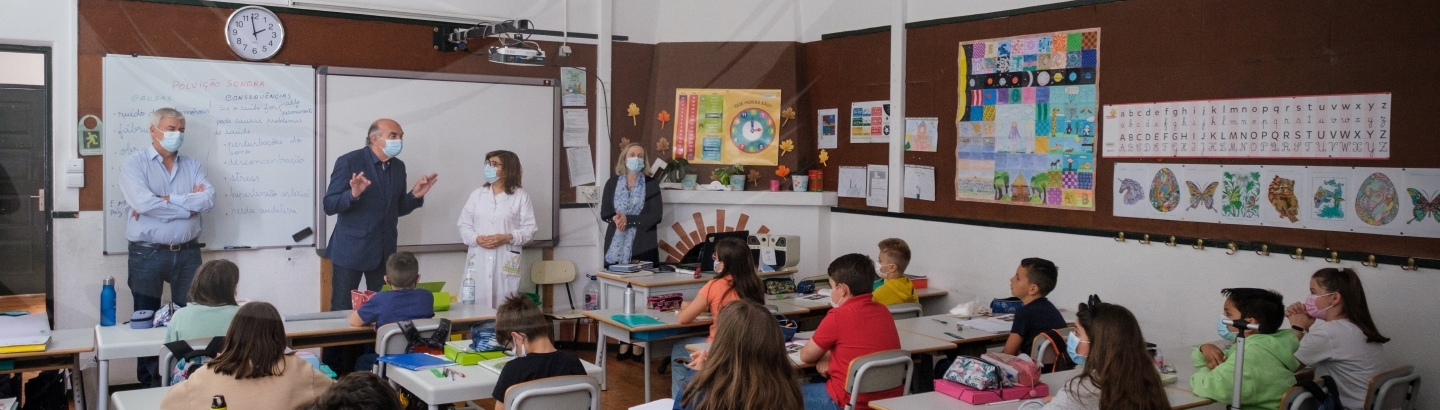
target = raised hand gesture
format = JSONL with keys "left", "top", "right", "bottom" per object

{"left": 412, "top": 173, "right": 438, "bottom": 198}
{"left": 349, "top": 172, "right": 371, "bottom": 199}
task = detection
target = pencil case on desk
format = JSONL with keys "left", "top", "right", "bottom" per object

{"left": 444, "top": 341, "right": 508, "bottom": 366}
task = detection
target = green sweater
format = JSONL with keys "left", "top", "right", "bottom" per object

{"left": 165, "top": 304, "right": 240, "bottom": 343}
{"left": 1190, "top": 331, "right": 1301, "bottom": 410}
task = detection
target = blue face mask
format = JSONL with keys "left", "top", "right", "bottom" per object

{"left": 382, "top": 139, "right": 403, "bottom": 157}
{"left": 484, "top": 164, "right": 499, "bottom": 183}
{"left": 1066, "top": 331, "right": 1087, "bottom": 366}
{"left": 1216, "top": 315, "right": 1237, "bottom": 341}
{"left": 159, "top": 131, "right": 184, "bottom": 152}
{"left": 626, "top": 157, "right": 644, "bottom": 173}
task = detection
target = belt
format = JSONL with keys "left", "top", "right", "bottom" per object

{"left": 130, "top": 240, "right": 204, "bottom": 251}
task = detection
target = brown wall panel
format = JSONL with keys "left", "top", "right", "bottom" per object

{"left": 811, "top": 0, "right": 1440, "bottom": 259}
{"left": 76, "top": 0, "right": 633, "bottom": 208}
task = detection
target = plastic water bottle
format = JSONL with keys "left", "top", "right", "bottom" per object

{"left": 100, "top": 277, "right": 116, "bottom": 326}
{"left": 623, "top": 284, "right": 635, "bottom": 315}
{"left": 583, "top": 274, "right": 600, "bottom": 311}
{"left": 461, "top": 261, "right": 477, "bottom": 305}
{"left": 211, "top": 395, "right": 227, "bottom": 410}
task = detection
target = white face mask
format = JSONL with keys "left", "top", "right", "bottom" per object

{"left": 159, "top": 131, "right": 184, "bottom": 152}
{"left": 511, "top": 333, "right": 528, "bottom": 357}
{"left": 829, "top": 284, "right": 844, "bottom": 308}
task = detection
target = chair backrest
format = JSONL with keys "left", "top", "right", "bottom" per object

{"left": 1281, "top": 385, "right": 1320, "bottom": 410}
{"left": 508, "top": 375, "right": 600, "bottom": 410}
{"left": 1030, "top": 328, "right": 1071, "bottom": 366}
{"left": 375, "top": 319, "right": 443, "bottom": 356}
{"left": 844, "top": 349, "right": 913, "bottom": 410}
{"left": 1365, "top": 366, "right": 1420, "bottom": 410}
{"left": 887, "top": 303, "right": 923, "bottom": 320}
{"left": 531, "top": 260, "right": 578, "bottom": 285}
{"left": 158, "top": 338, "right": 217, "bottom": 387}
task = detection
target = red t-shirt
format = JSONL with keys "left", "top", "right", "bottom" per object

{"left": 811, "top": 294, "right": 902, "bottom": 409}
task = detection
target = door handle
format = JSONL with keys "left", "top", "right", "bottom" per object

{"left": 28, "top": 188, "right": 44, "bottom": 211}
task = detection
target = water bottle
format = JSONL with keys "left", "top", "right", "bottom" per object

{"left": 210, "top": 395, "right": 228, "bottom": 410}
{"left": 100, "top": 277, "right": 116, "bottom": 327}
{"left": 461, "top": 261, "right": 476, "bottom": 305}
{"left": 583, "top": 274, "right": 600, "bottom": 311}
{"left": 623, "top": 284, "right": 635, "bottom": 315}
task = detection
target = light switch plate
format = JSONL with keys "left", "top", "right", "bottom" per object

{"left": 66, "top": 173, "right": 85, "bottom": 188}
{"left": 66, "top": 158, "right": 85, "bottom": 173}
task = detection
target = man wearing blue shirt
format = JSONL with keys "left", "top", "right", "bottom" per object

{"left": 323, "top": 118, "right": 438, "bottom": 311}
{"left": 118, "top": 107, "right": 214, "bottom": 386}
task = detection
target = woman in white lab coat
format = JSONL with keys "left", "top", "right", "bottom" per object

{"left": 457, "top": 150, "right": 538, "bottom": 308}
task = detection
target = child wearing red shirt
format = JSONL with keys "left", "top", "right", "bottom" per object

{"left": 797, "top": 254, "right": 902, "bottom": 410}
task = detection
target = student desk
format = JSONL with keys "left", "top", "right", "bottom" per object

{"left": 584, "top": 305, "right": 808, "bottom": 402}
{"left": 685, "top": 330, "right": 956, "bottom": 370}
{"left": 385, "top": 359, "right": 603, "bottom": 410}
{"left": 109, "top": 386, "right": 169, "bottom": 410}
{"left": 92, "top": 304, "right": 497, "bottom": 410}
{"left": 0, "top": 328, "right": 95, "bottom": 410}
{"left": 595, "top": 268, "right": 797, "bottom": 310}
{"left": 772, "top": 287, "right": 950, "bottom": 311}
{"left": 892, "top": 311, "right": 1078, "bottom": 354}
{"left": 870, "top": 367, "right": 1214, "bottom": 410}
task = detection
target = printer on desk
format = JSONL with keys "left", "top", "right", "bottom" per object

{"left": 747, "top": 234, "right": 800, "bottom": 269}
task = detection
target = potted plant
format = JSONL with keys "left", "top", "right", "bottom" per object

{"left": 661, "top": 158, "right": 696, "bottom": 189}
{"left": 711, "top": 164, "right": 745, "bottom": 190}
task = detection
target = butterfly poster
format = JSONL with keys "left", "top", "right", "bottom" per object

{"left": 1179, "top": 164, "right": 1223, "bottom": 224}
{"left": 1259, "top": 166, "right": 1307, "bottom": 227}
{"left": 1219, "top": 166, "right": 1263, "bottom": 225}
{"left": 1401, "top": 168, "right": 1440, "bottom": 238}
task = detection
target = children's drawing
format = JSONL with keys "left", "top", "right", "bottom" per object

{"left": 1354, "top": 172, "right": 1400, "bottom": 226}
{"left": 1408, "top": 188, "right": 1440, "bottom": 224}
{"left": 1185, "top": 181, "right": 1218, "bottom": 211}
{"left": 1313, "top": 179, "right": 1346, "bottom": 219}
{"left": 1222, "top": 171, "right": 1261, "bottom": 218}
{"left": 1267, "top": 176, "right": 1300, "bottom": 222}
{"left": 1150, "top": 168, "right": 1180, "bottom": 212}
{"left": 1118, "top": 178, "right": 1143, "bottom": 205}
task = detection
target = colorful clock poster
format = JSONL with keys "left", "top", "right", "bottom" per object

{"left": 672, "top": 88, "right": 781, "bottom": 165}
{"left": 955, "top": 28, "right": 1100, "bottom": 210}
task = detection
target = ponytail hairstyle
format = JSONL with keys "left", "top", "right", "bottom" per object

{"left": 1312, "top": 268, "right": 1390, "bottom": 343}
{"left": 712, "top": 237, "right": 765, "bottom": 305}
{"left": 1069, "top": 300, "right": 1171, "bottom": 410}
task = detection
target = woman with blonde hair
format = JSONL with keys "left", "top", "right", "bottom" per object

{"left": 601, "top": 142, "right": 663, "bottom": 360}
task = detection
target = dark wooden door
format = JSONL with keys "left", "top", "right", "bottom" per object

{"left": 0, "top": 85, "right": 51, "bottom": 296}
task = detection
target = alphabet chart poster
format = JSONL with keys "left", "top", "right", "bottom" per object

{"left": 1100, "top": 93, "right": 1392, "bottom": 159}
{"left": 955, "top": 28, "right": 1100, "bottom": 211}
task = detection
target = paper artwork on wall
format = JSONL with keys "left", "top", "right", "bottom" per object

{"left": 1113, "top": 162, "right": 1440, "bottom": 238}
{"left": 955, "top": 28, "right": 1100, "bottom": 211}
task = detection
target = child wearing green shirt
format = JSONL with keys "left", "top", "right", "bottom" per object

{"left": 165, "top": 259, "right": 241, "bottom": 343}
{"left": 1191, "top": 288, "right": 1301, "bottom": 410}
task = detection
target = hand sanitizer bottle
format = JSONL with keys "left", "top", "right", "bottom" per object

{"left": 461, "top": 261, "right": 477, "bottom": 305}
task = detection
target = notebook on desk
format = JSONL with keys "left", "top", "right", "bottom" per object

{"left": 376, "top": 353, "right": 455, "bottom": 371}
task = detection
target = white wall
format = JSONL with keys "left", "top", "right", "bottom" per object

{"left": 832, "top": 212, "right": 1440, "bottom": 408}
{"left": 0, "top": 0, "right": 78, "bottom": 213}
{"left": 799, "top": 0, "right": 1074, "bottom": 42}
{"left": 653, "top": 0, "right": 801, "bottom": 43}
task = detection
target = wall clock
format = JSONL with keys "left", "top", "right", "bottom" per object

{"left": 225, "top": 6, "right": 285, "bottom": 61}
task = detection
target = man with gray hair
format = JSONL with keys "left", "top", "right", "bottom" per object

{"left": 118, "top": 107, "right": 214, "bottom": 386}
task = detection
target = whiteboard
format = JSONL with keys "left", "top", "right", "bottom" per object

{"left": 316, "top": 67, "right": 559, "bottom": 253}
{"left": 103, "top": 56, "right": 317, "bottom": 253}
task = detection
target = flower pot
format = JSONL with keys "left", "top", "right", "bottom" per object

{"left": 682, "top": 174, "right": 698, "bottom": 190}
{"left": 770, "top": 180, "right": 781, "bottom": 191}
{"left": 791, "top": 175, "right": 809, "bottom": 192}
{"left": 729, "top": 177, "right": 745, "bottom": 191}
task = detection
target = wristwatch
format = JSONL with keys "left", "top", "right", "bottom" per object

{"left": 1291, "top": 325, "right": 1307, "bottom": 334}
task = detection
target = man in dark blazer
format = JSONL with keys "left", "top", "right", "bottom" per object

{"left": 323, "top": 118, "right": 437, "bottom": 310}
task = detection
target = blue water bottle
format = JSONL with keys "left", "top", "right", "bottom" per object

{"left": 100, "top": 276, "right": 116, "bottom": 326}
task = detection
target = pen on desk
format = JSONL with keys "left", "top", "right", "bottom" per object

{"left": 223, "top": 246, "right": 252, "bottom": 250}
{"left": 930, "top": 318, "right": 948, "bottom": 325}
{"left": 943, "top": 331, "right": 965, "bottom": 339}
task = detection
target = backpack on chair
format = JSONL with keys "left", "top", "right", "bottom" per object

{"left": 1297, "top": 375, "right": 1343, "bottom": 410}
{"left": 1033, "top": 329, "right": 1075, "bottom": 373}
{"left": 165, "top": 336, "right": 225, "bottom": 385}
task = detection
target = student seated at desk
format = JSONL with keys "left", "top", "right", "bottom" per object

{"left": 166, "top": 259, "right": 241, "bottom": 343}
{"left": 797, "top": 254, "right": 900, "bottom": 410}
{"left": 347, "top": 251, "right": 435, "bottom": 372}
{"left": 1191, "top": 288, "right": 1300, "bottom": 410}
{"left": 670, "top": 237, "right": 767, "bottom": 399}
{"left": 160, "top": 302, "right": 333, "bottom": 410}
{"left": 870, "top": 238, "right": 917, "bottom": 306}
{"left": 1003, "top": 258, "right": 1067, "bottom": 356}
{"left": 1284, "top": 268, "right": 1390, "bottom": 410}
{"left": 675, "top": 300, "right": 802, "bottom": 410}
{"left": 1040, "top": 297, "right": 1169, "bottom": 410}
{"left": 305, "top": 372, "right": 402, "bottom": 410}
{"left": 492, "top": 295, "right": 586, "bottom": 410}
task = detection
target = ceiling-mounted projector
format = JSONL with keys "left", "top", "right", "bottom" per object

{"left": 488, "top": 45, "right": 546, "bottom": 66}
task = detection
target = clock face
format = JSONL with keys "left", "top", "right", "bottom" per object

{"left": 225, "top": 6, "right": 285, "bottom": 61}
{"left": 728, "top": 109, "right": 775, "bottom": 154}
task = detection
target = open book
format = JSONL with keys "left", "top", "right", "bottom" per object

{"left": 478, "top": 355, "right": 516, "bottom": 374}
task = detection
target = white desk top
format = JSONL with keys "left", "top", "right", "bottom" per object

{"left": 386, "top": 359, "right": 603, "bottom": 404}
{"left": 110, "top": 386, "right": 170, "bottom": 410}
{"left": 894, "top": 311, "right": 1078, "bottom": 344}
{"left": 688, "top": 330, "right": 955, "bottom": 369}
{"left": 585, "top": 304, "right": 809, "bottom": 332}
{"left": 96, "top": 306, "right": 499, "bottom": 360}
{"left": 0, "top": 328, "right": 94, "bottom": 360}
{"left": 771, "top": 287, "right": 949, "bottom": 312}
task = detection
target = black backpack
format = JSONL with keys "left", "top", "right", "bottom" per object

{"left": 1297, "top": 375, "right": 1343, "bottom": 410}
{"left": 1034, "top": 329, "right": 1077, "bottom": 373}
{"left": 164, "top": 336, "right": 225, "bottom": 385}
{"left": 20, "top": 370, "right": 67, "bottom": 410}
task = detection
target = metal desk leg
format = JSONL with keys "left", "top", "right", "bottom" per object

{"left": 641, "top": 340, "right": 652, "bottom": 402}
{"left": 97, "top": 359, "right": 109, "bottom": 410}
{"left": 595, "top": 329, "right": 607, "bottom": 391}
{"left": 71, "top": 359, "right": 88, "bottom": 410}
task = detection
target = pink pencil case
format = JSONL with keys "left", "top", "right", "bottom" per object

{"left": 934, "top": 379, "right": 1049, "bottom": 405}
